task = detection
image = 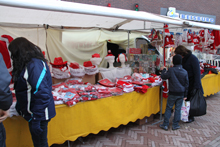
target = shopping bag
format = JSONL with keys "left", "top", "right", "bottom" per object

{"left": 189, "top": 89, "right": 207, "bottom": 116}
{"left": 181, "top": 100, "right": 190, "bottom": 122}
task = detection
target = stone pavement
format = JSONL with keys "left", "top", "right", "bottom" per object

{"left": 51, "top": 92, "right": 220, "bottom": 147}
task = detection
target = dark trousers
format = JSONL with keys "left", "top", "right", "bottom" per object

{"left": 163, "top": 95, "right": 184, "bottom": 128}
{"left": 29, "top": 120, "right": 50, "bottom": 147}
{"left": 0, "top": 123, "right": 6, "bottom": 147}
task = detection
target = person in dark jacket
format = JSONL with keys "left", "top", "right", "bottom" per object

{"left": 8, "top": 37, "right": 56, "bottom": 147}
{"left": 0, "top": 53, "right": 13, "bottom": 147}
{"left": 175, "top": 45, "right": 203, "bottom": 123}
{"left": 159, "top": 54, "right": 189, "bottom": 131}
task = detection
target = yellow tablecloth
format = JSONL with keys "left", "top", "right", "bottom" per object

{"left": 162, "top": 73, "right": 220, "bottom": 113}
{"left": 4, "top": 86, "right": 160, "bottom": 147}
{"left": 201, "top": 73, "right": 220, "bottom": 97}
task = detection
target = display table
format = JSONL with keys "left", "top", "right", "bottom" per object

{"left": 4, "top": 86, "right": 160, "bottom": 147}
{"left": 201, "top": 73, "right": 220, "bottom": 97}
{"left": 162, "top": 73, "right": 220, "bottom": 113}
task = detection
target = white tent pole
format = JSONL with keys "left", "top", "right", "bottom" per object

{"left": 0, "top": 0, "right": 184, "bottom": 26}
{"left": 1, "top": 0, "right": 220, "bottom": 30}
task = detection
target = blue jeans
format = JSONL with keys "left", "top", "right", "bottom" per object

{"left": 163, "top": 95, "right": 183, "bottom": 128}
{"left": 29, "top": 120, "right": 50, "bottom": 147}
{"left": 0, "top": 123, "right": 6, "bottom": 147}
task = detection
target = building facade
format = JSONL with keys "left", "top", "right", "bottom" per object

{"left": 62, "top": 0, "right": 220, "bottom": 25}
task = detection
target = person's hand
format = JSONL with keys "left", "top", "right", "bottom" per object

{"left": 183, "top": 97, "right": 187, "bottom": 101}
{"left": 31, "top": 120, "right": 43, "bottom": 136}
{"left": 0, "top": 110, "right": 10, "bottom": 122}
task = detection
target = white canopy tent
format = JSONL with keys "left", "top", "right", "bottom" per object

{"left": 0, "top": 0, "right": 220, "bottom": 65}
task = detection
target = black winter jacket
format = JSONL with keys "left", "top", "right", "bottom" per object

{"left": 161, "top": 65, "right": 189, "bottom": 97}
{"left": 0, "top": 53, "right": 12, "bottom": 111}
{"left": 182, "top": 51, "right": 203, "bottom": 94}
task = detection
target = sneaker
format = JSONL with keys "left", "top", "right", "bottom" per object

{"left": 172, "top": 126, "right": 180, "bottom": 130}
{"left": 159, "top": 124, "right": 168, "bottom": 131}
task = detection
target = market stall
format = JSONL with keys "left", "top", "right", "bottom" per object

{"left": 4, "top": 86, "right": 160, "bottom": 147}
{"left": 1, "top": 0, "right": 220, "bottom": 147}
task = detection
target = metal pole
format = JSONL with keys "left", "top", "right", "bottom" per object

{"left": 127, "top": 30, "right": 130, "bottom": 49}
{"left": 163, "top": 25, "right": 166, "bottom": 66}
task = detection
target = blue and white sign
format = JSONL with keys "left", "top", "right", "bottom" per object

{"left": 179, "top": 14, "right": 215, "bottom": 23}
{"left": 167, "top": 7, "right": 179, "bottom": 19}
{"left": 161, "top": 7, "right": 216, "bottom": 24}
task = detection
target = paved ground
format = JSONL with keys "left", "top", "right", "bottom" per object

{"left": 51, "top": 92, "right": 220, "bottom": 147}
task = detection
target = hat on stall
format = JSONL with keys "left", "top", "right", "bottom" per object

{"left": 69, "top": 62, "right": 80, "bottom": 69}
{"left": 83, "top": 61, "right": 96, "bottom": 68}
{"left": 164, "top": 24, "right": 170, "bottom": 36}
{"left": 50, "top": 57, "right": 67, "bottom": 66}
{"left": 105, "top": 50, "right": 115, "bottom": 60}
{"left": 117, "top": 53, "right": 128, "bottom": 62}
{"left": 83, "top": 61, "right": 98, "bottom": 75}
{"left": 92, "top": 53, "right": 100, "bottom": 58}
{"left": 90, "top": 53, "right": 102, "bottom": 66}
{"left": 69, "top": 62, "right": 85, "bottom": 77}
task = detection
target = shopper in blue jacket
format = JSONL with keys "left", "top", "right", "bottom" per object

{"left": 159, "top": 54, "right": 189, "bottom": 131}
{"left": 175, "top": 45, "right": 203, "bottom": 123}
{"left": 9, "top": 37, "right": 56, "bottom": 147}
{"left": 0, "top": 53, "right": 13, "bottom": 147}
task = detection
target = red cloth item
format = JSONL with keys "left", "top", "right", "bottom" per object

{"left": 108, "top": 87, "right": 124, "bottom": 95}
{"left": 187, "top": 33, "right": 194, "bottom": 45}
{"left": 147, "top": 77, "right": 155, "bottom": 83}
{"left": 98, "top": 78, "right": 115, "bottom": 87}
{"left": 199, "top": 30, "right": 205, "bottom": 43}
{"left": 50, "top": 57, "right": 67, "bottom": 66}
{"left": 148, "top": 29, "right": 156, "bottom": 39}
{"left": 155, "top": 57, "right": 160, "bottom": 67}
{"left": 132, "top": 81, "right": 144, "bottom": 85}
{"left": 203, "top": 63, "right": 211, "bottom": 68}
{"left": 64, "top": 92, "right": 80, "bottom": 100}
{"left": 97, "top": 88, "right": 111, "bottom": 94}
{"left": 193, "top": 34, "right": 200, "bottom": 45}
{"left": 64, "top": 99, "right": 80, "bottom": 107}
{"left": 213, "top": 30, "right": 220, "bottom": 47}
{"left": 134, "top": 85, "right": 149, "bottom": 94}
{"left": 83, "top": 61, "right": 95, "bottom": 68}
{"left": 169, "top": 34, "right": 175, "bottom": 46}
{"left": 116, "top": 80, "right": 133, "bottom": 88}
{"left": 164, "top": 24, "right": 170, "bottom": 36}
{"left": 65, "top": 79, "right": 83, "bottom": 85}
{"left": 58, "top": 88, "right": 77, "bottom": 93}
{"left": 162, "top": 80, "right": 169, "bottom": 98}
{"left": 117, "top": 53, "right": 128, "bottom": 62}
{"left": 69, "top": 62, "right": 80, "bottom": 69}
{"left": 150, "top": 29, "right": 158, "bottom": 42}
{"left": 52, "top": 82, "right": 68, "bottom": 90}
{"left": 92, "top": 53, "right": 100, "bottom": 58}
{"left": 150, "top": 73, "right": 157, "bottom": 77}
{"left": 0, "top": 35, "right": 13, "bottom": 76}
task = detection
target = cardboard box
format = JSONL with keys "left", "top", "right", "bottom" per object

{"left": 135, "top": 114, "right": 154, "bottom": 125}
{"left": 82, "top": 74, "right": 96, "bottom": 85}
{"left": 52, "top": 77, "right": 68, "bottom": 84}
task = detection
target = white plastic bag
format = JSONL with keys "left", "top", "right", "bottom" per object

{"left": 181, "top": 100, "right": 190, "bottom": 122}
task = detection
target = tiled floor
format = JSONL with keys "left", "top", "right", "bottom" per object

{"left": 51, "top": 92, "right": 220, "bottom": 147}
